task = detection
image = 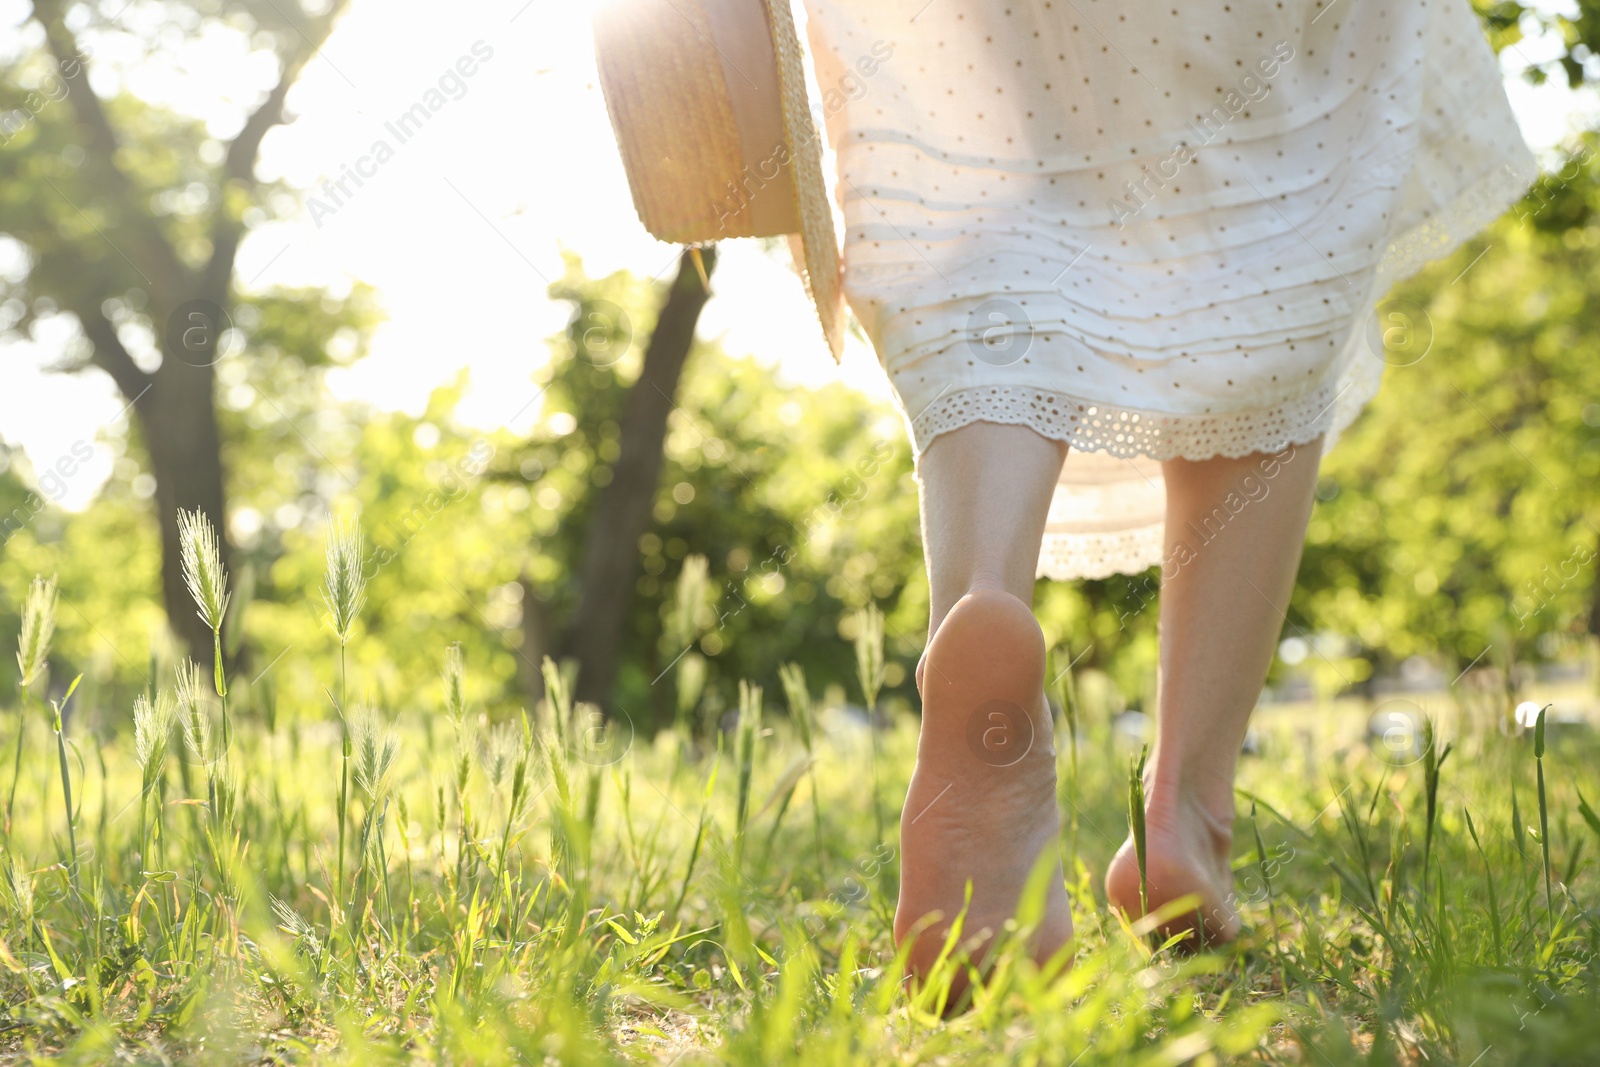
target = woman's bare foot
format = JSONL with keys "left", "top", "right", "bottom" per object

{"left": 896, "top": 588, "right": 1074, "bottom": 994}
{"left": 1105, "top": 783, "right": 1240, "bottom": 945}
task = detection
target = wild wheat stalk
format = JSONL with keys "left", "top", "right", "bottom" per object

{"left": 177, "top": 508, "right": 229, "bottom": 673}
{"left": 133, "top": 688, "right": 177, "bottom": 865}
{"left": 490, "top": 715, "right": 534, "bottom": 919}
{"left": 352, "top": 706, "right": 400, "bottom": 803}
{"left": 323, "top": 517, "right": 368, "bottom": 649}
{"left": 854, "top": 605, "right": 886, "bottom": 845}
{"left": 780, "top": 661, "right": 826, "bottom": 880}
{"left": 3, "top": 855, "right": 33, "bottom": 940}
{"left": 350, "top": 706, "right": 400, "bottom": 939}
{"left": 178, "top": 507, "right": 235, "bottom": 780}
{"left": 175, "top": 658, "right": 206, "bottom": 752}
{"left": 16, "top": 575, "right": 57, "bottom": 691}
{"left": 444, "top": 645, "right": 474, "bottom": 890}
{"left": 323, "top": 515, "right": 369, "bottom": 915}
{"left": 11, "top": 575, "right": 58, "bottom": 835}
{"left": 442, "top": 643, "right": 466, "bottom": 730}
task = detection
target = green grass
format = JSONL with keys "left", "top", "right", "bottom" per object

{"left": 2, "top": 548, "right": 1599, "bottom": 1063}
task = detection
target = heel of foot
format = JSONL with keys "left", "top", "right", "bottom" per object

{"left": 923, "top": 589, "right": 1046, "bottom": 695}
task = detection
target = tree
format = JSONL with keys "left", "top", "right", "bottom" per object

{"left": 1480, "top": 0, "right": 1600, "bottom": 88}
{"left": 491, "top": 254, "right": 923, "bottom": 728}
{"left": 558, "top": 247, "right": 717, "bottom": 712}
{"left": 0, "top": 0, "right": 355, "bottom": 661}
{"left": 1293, "top": 137, "right": 1600, "bottom": 676}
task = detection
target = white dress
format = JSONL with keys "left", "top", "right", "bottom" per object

{"left": 799, "top": 0, "right": 1538, "bottom": 578}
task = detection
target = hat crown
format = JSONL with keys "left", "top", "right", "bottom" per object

{"left": 595, "top": 0, "right": 845, "bottom": 360}
{"left": 595, "top": 0, "right": 799, "bottom": 242}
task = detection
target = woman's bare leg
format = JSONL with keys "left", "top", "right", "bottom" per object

{"left": 1106, "top": 437, "right": 1323, "bottom": 942}
{"left": 898, "top": 421, "right": 1075, "bottom": 987}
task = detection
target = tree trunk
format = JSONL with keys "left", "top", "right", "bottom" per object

{"left": 519, "top": 568, "right": 552, "bottom": 710}
{"left": 562, "top": 247, "right": 717, "bottom": 711}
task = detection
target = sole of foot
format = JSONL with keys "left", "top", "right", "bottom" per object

{"left": 1105, "top": 792, "right": 1241, "bottom": 947}
{"left": 896, "top": 588, "right": 1074, "bottom": 1003}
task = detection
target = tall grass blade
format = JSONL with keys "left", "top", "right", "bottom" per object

{"left": 1130, "top": 744, "right": 1149, "bottom": 920}
{"left": 1464, "top": 809, "right": 1504, "bottom": 965}
{"left": 1421, "top": 716, "right": 1452, "bottom": 893}
{"left": 1534, "top": 703, "right": 1554, "bottom": 932}
{"left": 734, "top": 681, "right": 762, "bottom": 861}
{"left": 50, "top": 674, "right": 83, "bottom": 892}
{"left": 779, "top": 661, "right": 826, "bottom": 880}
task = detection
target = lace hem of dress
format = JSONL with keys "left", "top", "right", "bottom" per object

{"left": 909, "top": 381, "right": 1353, "bottom": 464}
{"left": 1371, "top": 156, "right": 1541, "bottom": 296}
{"left": 1039, "top": 521, "right": 1168, "bottom": 583}
{"left": 905, "top": 154, "right": 1538, "bottom": 580}
{"left": 908, "top": 374, "right": 1375, "bottom": 579}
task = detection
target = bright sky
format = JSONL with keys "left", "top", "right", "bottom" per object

{"left": 1, "top": 0, "right": 1594, "bottom": 509}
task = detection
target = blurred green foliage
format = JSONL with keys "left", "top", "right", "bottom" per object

{"left": 11, "top": 133, "right": 1600, "bottom": 725}
{"left": 1297, "top": 133, "right": 1600, "bottom": 678}
{"left": 0, "top": 250, "right": 933, "bottom": 734}
{"left": 4, "top": 3, "right": 1600, "bottom": 731}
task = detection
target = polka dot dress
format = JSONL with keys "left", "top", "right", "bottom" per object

{"left": 799, "top": 0, "right": 1537, "bottom": 579}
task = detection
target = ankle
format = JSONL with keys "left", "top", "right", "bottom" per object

{"left": 965, "top": 571, "right": 1010, "bottom": 596}
{"left": 1143, "top": 764, "right": 1235, "bottom": 850}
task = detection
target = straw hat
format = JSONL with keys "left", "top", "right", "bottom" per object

{"left": 593, "top": 0, "right": 844, "bottom": 361}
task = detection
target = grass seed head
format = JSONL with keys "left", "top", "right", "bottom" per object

{"left": 484, "top": 722, "right": 521, "bottom": 790}
{"left": 134, "top": 687, "right": 178, "bottom": 773}
{"left": 675, "top": 652, "right": 706, "bottom": 723}
{"left": 735, "top": 681, "right": 763, "bottom": 837}
{"left": 442, "top": 643, "right": 466, "bottom": 726}
{"left": 779, "top": 661, "right": 814, "bottom": 751}
{"left": 322, "top": 516, "right": 368, "bottom": 645}
{"left": 176, "top": 658, "right": 212, "bottom": 762}
{"left": 540, "top": 656, "right": 574, "bottom": 728}
{"left": 174, "top": 657, "right": 206, "bottom": 710}
{"left": 668, "top": 554, "right": 710, "bottom": 650}
{"left": 177, "top": 508, "right": 230, "bottom": 634}
{"left": 351, "top": 706, "right": 400, "bottom": 800}
{"left": 16, "top": 574, "right": 59, "bottom": 689}
{"left": 853, "top": 604, "right": 886, "bottom": 711}
{"left": 269, "top": 894, "right": 324, "bottom": 959}
{"left": 2, "top": 856, "right": 33, "bottom": 924}
{"left": 270, "top": 894, "right": 314, "bottom": 938}
{"left": 454, "top": 731, "right": 474, "bottom": 796}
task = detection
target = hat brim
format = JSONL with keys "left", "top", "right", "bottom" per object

{"left": 761, "top": 0, "right": 844, "bottom": 362}
{"left": 594, "top": 0, "right": 844, "bottom": 362}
